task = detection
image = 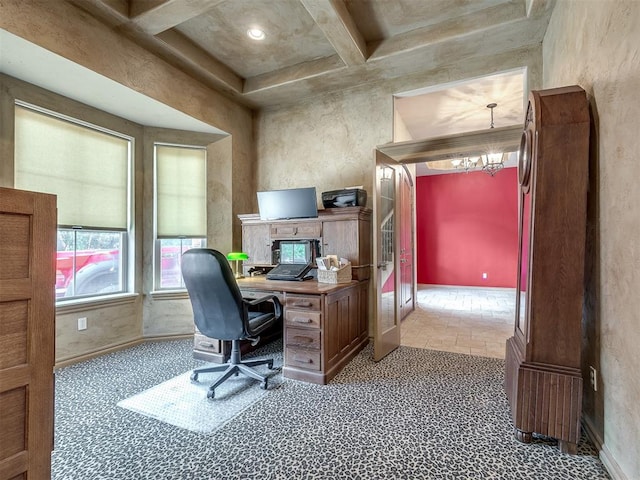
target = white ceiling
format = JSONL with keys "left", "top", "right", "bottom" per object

{"left": 396, "top": 69, "right": 525, "bottom": 176}
{"left": 395, "top": 69, "right": 525, "bottom": 140}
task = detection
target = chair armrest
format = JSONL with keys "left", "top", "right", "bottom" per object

{"left": 243, "top": 295, "right": 283, "bottom": 319}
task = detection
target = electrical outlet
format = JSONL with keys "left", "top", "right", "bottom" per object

{"left": 77, "top": 317, "right": 87, "bottom": 331}
{"left": 589, "top": 366, "right": 598, "bottom": 391}
{"left": 482, "top": 272, "right": 488, "bottom": 279}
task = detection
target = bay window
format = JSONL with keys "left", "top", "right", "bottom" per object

{"left": 14, "top": 103, "right": 132, "bottom": 300}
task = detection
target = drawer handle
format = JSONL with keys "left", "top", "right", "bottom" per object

{"left": 293, "top": 301, "right": 313, "bottom": 307}
{"left": 293, "top": 336, "right": 313, "bottom": 344}
{"left": 292, "top": 317, "right": 312, "bottom": 324}
{"left": 293, "top": 356, "right": 313, "bottom": 363}
{"left": 198, "top": 342, "right": 214, "bottom": 348}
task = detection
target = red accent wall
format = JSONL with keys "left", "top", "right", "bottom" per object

{"left": 416, "top": 168, "right": 518, "bottom": 288}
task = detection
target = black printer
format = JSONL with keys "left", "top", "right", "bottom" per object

{"left": 322, "top": 188, "right": 367, "bottom": 208}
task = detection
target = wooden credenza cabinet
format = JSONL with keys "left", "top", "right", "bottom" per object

{"left": 238, "top": 206, "right": 372, "bottom": 280}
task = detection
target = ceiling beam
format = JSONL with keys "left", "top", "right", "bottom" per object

{"left": 369, "top": 1, "right": 524, "bottom": 61}
{"left": 129, "top": 0, "right": 225, "bottom": 35}
{"left": 67, "top": 0, "right": 242, "bottom": 94}
{"left": 300, "top": 0, "right": 367, "bottom": 66}
{"left": 155, "top": 29, "right": 243, "bottom": 93}
{"left": 526, "top": 0, "right": 555, "bottom": 17}
{"left": 67, "top": 0, "right": 130, "bottom": 27}
{"left": 129, "top": 0, "right": 166, "bottom": 17}
{"left": 244, "top": 55, "right": 346, "bottom": 94}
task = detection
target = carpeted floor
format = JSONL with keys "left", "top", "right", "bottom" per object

{"left": 117, "top": 346, "right": 284, "bottom": 434}
{"left": 52, "top": 339, "right": 610, "bottom": 479}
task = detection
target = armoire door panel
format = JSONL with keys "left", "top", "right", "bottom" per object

{"left": 0, "top": 187, "right": 56, "bottom": 479}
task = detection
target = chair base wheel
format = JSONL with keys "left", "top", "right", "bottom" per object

{"left": 268, "top": 361, "right": 274, "bottom": 370}
{"left": 260, "top": 380, "right": 268, "bottom": 390}
{"left": 190, "top": 373, "right": 199, "bottom": 382}
{"left": 207, "top": 389, "right": 215, "bottom": 399}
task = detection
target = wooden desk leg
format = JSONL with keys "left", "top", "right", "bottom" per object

{"left": 558, "top": 440, "right": 578, "bottom": 455}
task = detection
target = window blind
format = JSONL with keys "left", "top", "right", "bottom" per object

{"left": 14, "top": 105, "right": 130, "bottom": 229}
{"left": 155, "top": 144, "right": 207, "bottom": 238}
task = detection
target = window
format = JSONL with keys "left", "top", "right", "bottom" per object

{"left": 56, "top": 229, "right": 125, "bottom": 298}
{"left": 154, "top": 144, "right": 207, "bottom": 290}
{"left": 14, "top": 104, "right": 132, "bottom": 300}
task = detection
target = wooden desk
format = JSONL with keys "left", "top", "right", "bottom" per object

{"left": 193, "top": 277, "right": 369, "bottom": 385}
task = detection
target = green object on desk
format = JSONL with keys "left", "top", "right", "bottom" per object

{"left": 227, "top": 252, "right": 249, "bottom": 278}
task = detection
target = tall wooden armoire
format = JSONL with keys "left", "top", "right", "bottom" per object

{"left": 0, "top": 187, "right": 56, "bottom": 479}
{"left": 505, "top": 86, "right": 590, "bottom": 454}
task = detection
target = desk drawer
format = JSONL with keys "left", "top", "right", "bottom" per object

{"left": 286, "top": 328, "right": 320, "bottom": 349}
{"left": 241, "top": 289, "right": 284, "bottom": 303}
{"left": 286, "top": 295, "right": 321, "bottom": 311}
{"left": 271, "top": 222, "right": 321, "bottom": 239}
{"left": 285, "top": 309, "right": 321, "bottom": 328}
{"left": 286, "top": 347, "right": 321, "bottom": 371}
{"left": 194, "top": 333, "right": 222, "bottom": 354}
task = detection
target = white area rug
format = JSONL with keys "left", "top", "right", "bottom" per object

{"left": 117, "top": 365, "right": 284, "bottom": 434}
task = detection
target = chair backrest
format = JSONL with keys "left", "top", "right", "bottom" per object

{"left": 181, "top": 249, "right": 246, "bottom": 340}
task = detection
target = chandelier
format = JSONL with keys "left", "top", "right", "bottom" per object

{"left": 481, "top": 103, "right": 505, "bottom": 176}
{"left": 451, "top": 156, "right": 480, "bottom": 173}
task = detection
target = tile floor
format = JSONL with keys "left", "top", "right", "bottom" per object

{"left": 401, "top": 284, "right": 516, "bottom": 359}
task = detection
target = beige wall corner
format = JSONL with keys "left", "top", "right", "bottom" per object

{"left": 208, "top": 135, "right": 234, "bottom": 252}
{"left": 543, "top": 1, "right": 640, "bottom": 479}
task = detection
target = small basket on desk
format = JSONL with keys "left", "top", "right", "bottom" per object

{"left": 317, "top": 263, "right": 352, "bottom": 284}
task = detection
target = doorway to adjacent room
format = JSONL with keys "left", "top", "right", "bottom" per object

{"left": 401, "top": 285, "right": 515, "bottom": 359}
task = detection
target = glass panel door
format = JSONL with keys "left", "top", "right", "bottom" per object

{"left": 373, "top": 150, "right": 400, "bottom": 361}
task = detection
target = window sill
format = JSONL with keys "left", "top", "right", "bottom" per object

{"left": 149, "top": 290, "right": 190, "bottom": 301}
{"left": 56, "top": 293, "right": 139, "bottom": 314}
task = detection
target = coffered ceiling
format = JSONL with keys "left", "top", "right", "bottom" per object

{"left": 67, "top": 0, "right": 556, "bottom": 109}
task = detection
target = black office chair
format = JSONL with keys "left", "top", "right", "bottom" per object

{"left": 181, "top": 248, "right": 282, "bottom": 399}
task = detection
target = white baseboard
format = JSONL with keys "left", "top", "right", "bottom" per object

{"left": 583, "top": 418, "right": 629, "bottom": 480}
{"left": 54, "top": 334, "right": 192, "bottom": 369}
{"left": 600, "top": 444, "right": 628, "bottom": 480}
{"left": 582, "top": 417, "right": 604, "bottom": 451}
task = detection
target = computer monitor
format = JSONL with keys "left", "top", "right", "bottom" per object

{"left": 257, "top": 187, "right": 318, "bottom": 221}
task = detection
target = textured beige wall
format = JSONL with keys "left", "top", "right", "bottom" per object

{"left": 543, "top": 2, "right": 640, "bottom": 478}
{"left": 0, "top": 0, "right": 254, "bottom": 362}
{"left": 55, "top": 300, "right": 142, "bottom": 362}
{"left": 256, "top": 86, "right": 390, "bottom": 205}
{"left": 255, "top": 45, "right": 543, "bottom": 205}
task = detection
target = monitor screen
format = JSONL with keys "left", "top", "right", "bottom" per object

{"left": 279, "top": 241, "right": 312, "bottom": 264}
{"left": 257, "top": 187, "right": 318, "bottom": 221}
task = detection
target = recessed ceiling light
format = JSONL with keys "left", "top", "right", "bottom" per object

{"left": 247, "top": 28, "right": 266, "bottom": 41}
